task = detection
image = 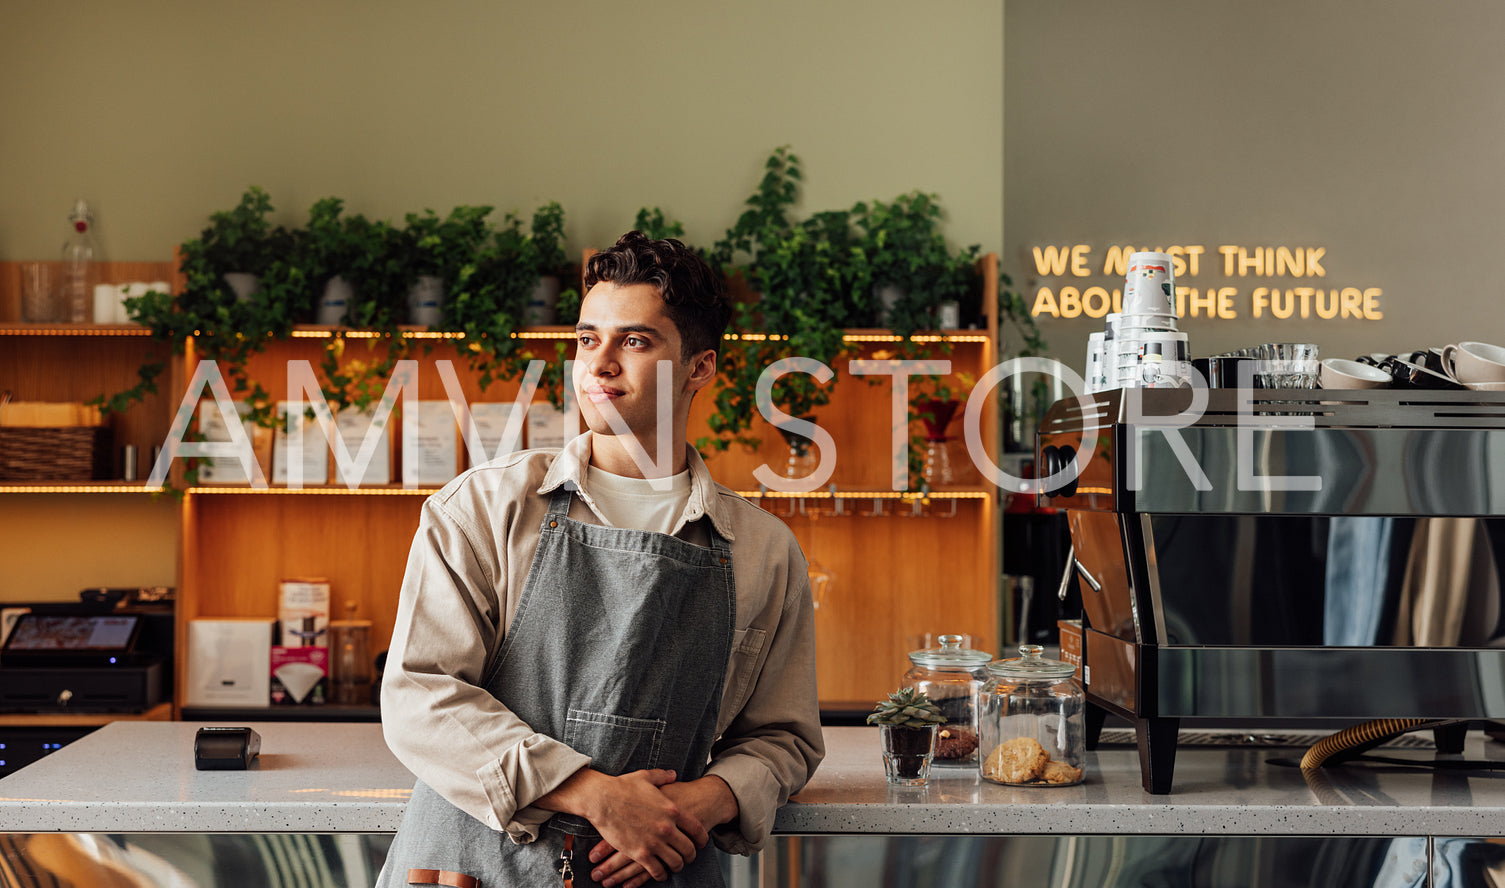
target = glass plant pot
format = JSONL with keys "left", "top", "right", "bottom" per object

{"left": 880, "top": 723, "right": 937, "bottom": 786}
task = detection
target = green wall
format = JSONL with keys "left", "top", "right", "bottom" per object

{"left": 1005, "top": 0, "right": 1504, "bottom": 362}
{"left": 0, "top": 0, "right": 1003, "bottom": 262}
{"left": 0, "top": 1, "right": 1003, "bottom": 601}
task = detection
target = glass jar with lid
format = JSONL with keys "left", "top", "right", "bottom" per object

{"left": 978, "top": 644, "right": 1084, "bottom": 786}
{"left": 901, "top": 634, "right": 992, "bottom": 766}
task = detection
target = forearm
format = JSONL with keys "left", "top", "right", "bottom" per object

{"left": 532, "top": 765, "right": 609, "bottom": 820}
{"left": 663, "top": 774, "right": 738, "bottom": 829}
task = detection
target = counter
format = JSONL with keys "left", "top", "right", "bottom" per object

{"left": 3, "top": 722, "right": 1505, "bottom": 836}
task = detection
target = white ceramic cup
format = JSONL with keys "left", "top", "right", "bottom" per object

{"left": 1441, "top": 341, "right": 1505, "bottom": 384}
{"left": 1320, "top": 358, "right": 1391, "bottom": 390}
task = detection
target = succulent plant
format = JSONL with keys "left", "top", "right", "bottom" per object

{"left": 867, "top": 687, "right": 947, "bottom": 728}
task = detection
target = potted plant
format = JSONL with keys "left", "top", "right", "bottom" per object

{"left": 632, "top": 206, "right": 687, "bottom": 240}
{"left": 445, "top": 212, "right": 539, "bottom": 390}
{"left": 868, "top": 686, "right": 947, "bottom": 786}
{"left": 702, "top": 147, "right": 871, "bottom": 458}
{"left": 523, "top": 201, "right": 569, "bottom": 326}
{"left": 299, "top": 197, "right": 390, "bottom": 327}
{"left": 122, "top": 187, "right": 303, "bottom": 433}
{"left": 855, "top": 191, "right": 982, "bottom": 335}
{"left": 400, "top": 205, "right": 494, "bottom": 326}
{"left": 195, "top": 185, "right": 290, "bottom": 302}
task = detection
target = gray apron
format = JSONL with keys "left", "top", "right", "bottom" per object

{"left": 380, "top": 486, "right": 735, "bottom": 888}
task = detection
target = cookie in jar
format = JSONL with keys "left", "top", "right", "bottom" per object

{"left": 979, "top": 645, "right": 1084, "bottom": 786}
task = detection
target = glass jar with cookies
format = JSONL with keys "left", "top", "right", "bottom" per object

{"left": 902, "top": 634, "right": 992, "bottom": 767}
{"left": 978, "top": 644, "right": 1084, "bottom": 786}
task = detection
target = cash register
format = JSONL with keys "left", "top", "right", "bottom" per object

{"left": 0, "top": 590, "right": 173, "bottom": 777}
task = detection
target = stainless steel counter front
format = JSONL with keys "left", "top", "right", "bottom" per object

{"left": 4, "top": 722, "right": 1505, "bottom": 886}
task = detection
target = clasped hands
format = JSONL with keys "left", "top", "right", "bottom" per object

{"left": 538, "top": 768, "right": 737, "bottom": 888}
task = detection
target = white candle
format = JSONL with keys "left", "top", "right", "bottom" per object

{"left": 93, "top": 284, "right": 118, "bottom": 325}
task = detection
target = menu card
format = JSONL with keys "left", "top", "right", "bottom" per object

{"left": 272, "top": 402, "right": 330, "bottom": 486}
{"left": 466, "top": 402, "right": 524, "bottom": 468}
{"left": 196, "top": 401, "right": 272, "bottom": 484}
{"left": 526, "top": 403, "right": 580, "bottom": 450}
{"left": 331, "top": 406, "right": 393, "bottom": 486}
{"left": 402, "top": 400, "right": 460, "bottom": 486}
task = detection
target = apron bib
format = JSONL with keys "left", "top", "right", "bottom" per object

{"left": 380, "top": 487, "right": 736, "bottom": 887}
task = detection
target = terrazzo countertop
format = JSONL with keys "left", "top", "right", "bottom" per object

{"left": 780, "top": 727, "right": 1505, "bottom": 836}
{"left": 0, "top": 722, "right": 414, "bottom": 832}
{"left": 2, "top": 722, "right": 1504, "bottom": 835}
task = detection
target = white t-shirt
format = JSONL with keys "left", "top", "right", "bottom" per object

{"left": 585, "top": 466, "right": 692, "bottom": 534}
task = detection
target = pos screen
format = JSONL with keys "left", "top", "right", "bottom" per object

{"left": 1, "top": 614, "right": 142, "bottom": 653}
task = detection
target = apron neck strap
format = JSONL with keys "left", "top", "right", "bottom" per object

{"left": 546, "top": 485, "right": 575, "bottom": 517}
{"left": 547, "top": 484, "right": 733, "bottom": 552}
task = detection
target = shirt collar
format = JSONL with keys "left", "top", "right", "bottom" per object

{"left": 537, "top": 432, "right": 736, "bottom": 542}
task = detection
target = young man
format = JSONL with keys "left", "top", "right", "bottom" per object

{"left": 378, "top": 232, "right": 824, "bottom": 888}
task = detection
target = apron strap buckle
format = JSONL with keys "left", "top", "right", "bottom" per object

{"left": 555, "top": 834, "right": 576, "bottom": 886}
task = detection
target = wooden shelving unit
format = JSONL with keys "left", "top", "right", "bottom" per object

{"left": 3, "top": 255, "right": 1004, "bottom": 713}
{"left": 0, "top": 702, "right": 172, "bottom": 728}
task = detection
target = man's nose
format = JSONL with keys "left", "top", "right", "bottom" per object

{"left": 586, "top": 343, "right": 620, "bottom": 376}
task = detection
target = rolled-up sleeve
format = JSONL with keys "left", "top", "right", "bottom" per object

{"left": 704, "top": 538, "right": 825, "bottom": 854}
{"left": 381, "top": 497, "right": 589, "bottom": 843}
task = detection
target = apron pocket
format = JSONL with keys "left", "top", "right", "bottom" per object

{"left": 563, "top": 708, "right": 667, "bottom": 775}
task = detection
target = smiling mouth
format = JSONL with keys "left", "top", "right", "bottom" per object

{"left": 584, "top": 387, "right": 625, "bottom": 403}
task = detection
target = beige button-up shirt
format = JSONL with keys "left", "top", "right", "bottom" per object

{"left": 382, "top": 433, "right": 824, "bottom": 854}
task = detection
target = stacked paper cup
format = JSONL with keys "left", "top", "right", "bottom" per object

{"left": 1085, "top": 251, "right": 1193, "bottom": 392}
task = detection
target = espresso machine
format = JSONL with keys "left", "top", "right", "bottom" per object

{"left": 1037, "top": 387, "right": 1505, "bottom": 792}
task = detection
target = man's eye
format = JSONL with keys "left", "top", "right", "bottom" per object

{"left": 577, "top": 334, "right": 595, "bottom": 347}
{"left": 626, "top": 336, "right": 646, "bottom": 347}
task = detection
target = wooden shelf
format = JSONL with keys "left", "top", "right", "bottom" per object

{"left": 738, "top": 488, "right": 993, "bottom": 499}
{"left": 0, "top": 482, "right": 165, "bottom": 494}
{"left": 186, "top": 484, "right": 439, "bottom": 496}
{"left": 0, "top": 702, "right": 173, "bottom": 727}
{"left": 5, "top": 252, "right": 1006, "bottom": 711}
{"left": 0, "top": 323, "right": 152, "bottom": 337}
{"left": 181, "top": 484, "right": 993, "bottom": 499}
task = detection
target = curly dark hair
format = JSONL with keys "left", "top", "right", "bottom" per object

{"left": 584, "top": 231, "right": 731, "bottom": 361}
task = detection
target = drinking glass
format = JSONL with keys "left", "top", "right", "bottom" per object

{"left": 1259, "top": 343, "right": 1319, "bottom": 388}
{"left": 20, "top": 263, "right": 60, "bottom": 323}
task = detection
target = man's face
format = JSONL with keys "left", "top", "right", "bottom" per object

{"left": 572, "top": 281, "right": 711, "bottom": 444}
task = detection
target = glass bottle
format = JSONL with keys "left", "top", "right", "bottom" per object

{"left": 978, "top": 644, "right": 1085, "bottom": 786}
{"left": 61, "top": 199, "right": 97, "bottom": 323}
{"left": 901, "top": 634, "right": 992, "bottom": 767}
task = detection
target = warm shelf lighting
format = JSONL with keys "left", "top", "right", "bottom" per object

{"left": 188, "top": 485, "right": 438, "bottom": 496}
{"left": 733, "top": 489, "right": 989, "bottom": 500}
{"left": 842, "top": 333, "right": 991, "bottom": 343}
{"left": 0, "top": 484, "right": 161, "bottom": 494}
{"left": 288, "top": 329, "right": 466, "bottom": 340}
{"left": 0, "top": 324, "right": 152, "bottom": 337}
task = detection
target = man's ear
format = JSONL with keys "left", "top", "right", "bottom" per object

{"left": 685, "top": 349, "right": 718, "bottom": 393}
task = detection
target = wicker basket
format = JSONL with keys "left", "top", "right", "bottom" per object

{"left": 0, "top": 425, "right": 113, "bottom": 481}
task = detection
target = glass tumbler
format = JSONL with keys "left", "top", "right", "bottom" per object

{"left": 20, "top": 263, "right": 60, "bottom": 323}
{"left": 1260, "top": 343, "right": 1320, "bottom": 388}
